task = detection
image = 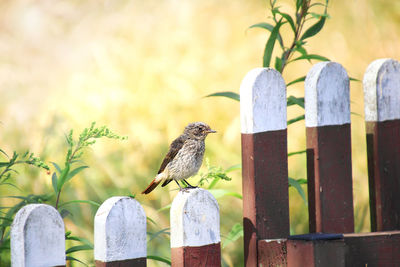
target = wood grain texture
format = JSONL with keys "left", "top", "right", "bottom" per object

{"left": 241, "top": 130, "right": 289, "bottom": 267}
{"left": 306, "top": 125, "right": 354, "bottom": 233}
{"left": 95, "top": 258, "right": 146, "bottom": 267}
{"left": 366, "top": 120, "right": 400, "bottom": 231}
{"left": 344, "top": 231, "right": 400, "bottom": 266}
{"left": 258, "top": 239, "right": 287, "bottom": 267}
{"left": 171, "top": 243, "right": 221, "bottom": 267}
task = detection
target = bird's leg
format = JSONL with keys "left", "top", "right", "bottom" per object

{"left": 174, "top": 179, "right": 184, "bottom": 191}
{"left": 183, "top": 179, "right": 197, "bottom": 189}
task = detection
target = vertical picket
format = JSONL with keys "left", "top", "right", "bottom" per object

{"left": 170, "top": 188, "right": 221, "bottom": 267}
{"left": 240, "top": 68, "right": 289, "bottom": 267}
{"left": 305, "top": 61, "right": 354, "bottom": 233}
{"left": 11, "top": 204, "right": 66, "bottom": 267}
{"left": 94, "top": 196, "right": 147, "bottom": 267}
{"left": 363, "top": 58, "right": 400, "bottom": 231}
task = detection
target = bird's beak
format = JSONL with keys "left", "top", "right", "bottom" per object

{"left": 206, "top": 129, "right": 217, "bottom": 134}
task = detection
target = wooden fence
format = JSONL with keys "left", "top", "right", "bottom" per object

{"left": 10, "top": 58, "right": 400, "bottom": 266}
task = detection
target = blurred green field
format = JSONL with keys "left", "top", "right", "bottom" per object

{"left": 1, "top": 0, "right": 400, "bottom": 266}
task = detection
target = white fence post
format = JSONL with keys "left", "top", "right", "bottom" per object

{"left": 363, "top": 58, "right": 400, "bottom": 231}
{"left": 11, "top": 204, "right": 66, "bottom": 267}
{"left": 304, "top": 61, "right": 354, "bottom": 233}
{"left": 170, "top": 188, "right": 220, "bottom": 267}
{"left": 94, "top": 196, "right": 147, "bottom": 266}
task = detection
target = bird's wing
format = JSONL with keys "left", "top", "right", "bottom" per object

{"left": 157, "top": 134, "right": 186, "bottom": 174}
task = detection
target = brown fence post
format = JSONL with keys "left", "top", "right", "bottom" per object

{"left": 363, "top": 58, "right": 400, "bottom": 231}
{"left": 11, "top": 204, "right": 66, "bottom": 267}
{"left": 240, "top": 68, "right": 290, "bottom": 266}
{"left": 305, "top": 62, "right": 354, "bottom": 233}
{"left": 94, "top": 196, "right": 147, "bottom": 267}
{"left": 170, "top": 188, "right": 220, "bottom": 267}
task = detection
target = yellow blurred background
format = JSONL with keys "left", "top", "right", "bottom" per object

{"left": 1, "top": 0, "right": 400, "bottom": 266}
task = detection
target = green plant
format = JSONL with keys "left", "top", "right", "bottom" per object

{"left": 0, "top": 122, "right": 127, "bottom": 266}
{"left": 0, "top": 150, "right": 50, "bottom": 263}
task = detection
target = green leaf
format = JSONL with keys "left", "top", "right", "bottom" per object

{"left": 51, "top": 162, "right": 62, "bottom": 174}
{"left": 288, "top": 114, "right": 305, "bottom": 125}
{"left": 65, "top": 166, "right": 89, "bottom": 183}
{"left": 0, "top": 149, "right": 8, "bottom": 158}
{"left": 275, "top": 56, "right": 283, "bottom": 72}
{"left": 59, "top": 199, "right": 100, "bottom": 208}
{"left": 279, "top": 12, "right": 296, "bottom": 33}
{"left": 147, "top": 255, "right": 171, "bottom": 265}
{"left": 66, "top": 235, "right": 93, "bottom": 246}
{"left": 157, "top": 204, "right": 171, "bottom": 212}
{"left": 286, "top": 76, "right": 306, "bottom": 87}
{"left": 289, "top": 177, "right": 307, "bottom": 205}
{"left": 205, "top": 91, "right": 239, "bottom": 101}
{"left": 66, "top": 244, "right": 93, "bottom": 254}
{"left": 350, "top": 77, "right": 360, "bottom": 82}
{"left": 148, "top": 227, "right": 170, "bottom": 242}
{"left": 208, "top": 189, "right": 242, "bottom": 200}
{"left": 287, "top": 96, "right": 304, "bottom": 108}
{"left": 51, "top": 172, "right": 58, "bottom": 194}
{"left": 291, "top": 54, "right": 330, "bottom": 62}
{"left": 248, "top": 22, "right": 284, "bottom": 48}
{"left": 223, "top": 223, "right": 244, "bottom": 248}
{"left": 300, "top": 17, "right": 326, "bottom": 41}
{"left": 263, "top": 19, "right": 283, "bottom": 67}
{"left": 225, "top": 164, "right": 241, "bottom": 173}
{"left": 288, "top": 150, "right": 306, "bottom": 157}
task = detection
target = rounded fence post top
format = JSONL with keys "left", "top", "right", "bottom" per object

{"left": 363, "top": 58, "right": 400, "bottom": 122}
{"left": 240, "top": 67, "right": 287, "bottom": 134}
{"left": 11, "top": 204, "right": 66, "bottom": 267}
{"left": 305, "top": 61, "right": 350, "bottom": 127}
{"left": 171, "top": 188, "right": 220, "bottom": 248}
{"left": 94, "top": 196, "right": 147, "bottom": 262}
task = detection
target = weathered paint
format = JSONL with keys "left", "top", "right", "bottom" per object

{"left": 366, "top": 120, "right": 400, "bottom": 231}
{"left": 363, "top": 58, "right": 400, "bottom": 122}
{"left": 344, "top": 231, "right": 400, "bottom": 266}
{"left": 170, "top": 188, "right": 220, "bottom": 248}
{"left": 258, "top": 239, "right": 287, "bottom": 266}
{"left": 240, "top": 68, "right": 287, "bottom": 133}
{"left": 241, "top": 130, "right": 289, "bottom": 267}
{"left": 305, "top": 62, "right": 350, "bottom": 127}
{"left": 94, "top": 196, "right": 146, "bottom": 263}
{"left": 11, "top": 204, "right": 66, "bottom": 267}
{"left": 171, "top": 243, "right": 221, "bottom": 267}
{"left": 306, "top": 125, "right": 354, "bottom": 233}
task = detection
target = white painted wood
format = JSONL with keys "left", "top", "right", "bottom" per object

{"left": 305, "top": 62, "right": 350, "bottom": 127}
{"left": 11, "top": 204, "right": 65, "bottom": 267}
{"left": 171, "top": 188, "right": 220, "bottom": 248}
{"left": 240, "top": 68, "right": 287, "bottom": 133}
{"left": 94, "top": 196, "right": 146, "bottom": 262}
{"left": 363, "top": 58, "right": 400, "bottom": 122}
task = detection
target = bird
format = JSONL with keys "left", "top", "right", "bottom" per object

{"left": 142, "top": 122, "right": 216, "bottom": 194}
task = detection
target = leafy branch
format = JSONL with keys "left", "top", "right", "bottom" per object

{"left": 52, "top": 122, "right": 127, "bottom": 210}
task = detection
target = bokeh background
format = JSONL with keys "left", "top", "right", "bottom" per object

{"left": 1, "top": 0, "right": 400, "bottom": 266}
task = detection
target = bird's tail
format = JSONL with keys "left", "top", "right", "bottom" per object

{"left": 142, "top": 173, "right": 166, "bottom": 194}
{"left": 142, "top": 179, "right": 161, "bottom": 194}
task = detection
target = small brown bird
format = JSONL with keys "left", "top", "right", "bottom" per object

{"left": 142, "top": 122, "right": 216, "bottom": 194}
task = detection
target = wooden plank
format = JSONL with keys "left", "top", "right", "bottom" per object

{"left": 171, "top": 243, "right": 221, "bottom": 267}
{"left": 240, "top": 68, "right": 289, "bottom": 267}
{"left": 170, "top": 188, "right": 221, "bottom": 267}
{"left": 344, "top": 231, "right": 400, "bottom": 266}
{"left": 287, "top": 234, "right": 345, "bottom": 267}
{"left": 258, "top": 239, "right": 287, "bottom": 267}
{"left": 305, "top": 62, "right": 354, "bottom": 233}
{"left": 363, "top": 58, "right": 400, "bottom": 231}
{"left": 95, "top": 258, "right": 146, "bottom": 267}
